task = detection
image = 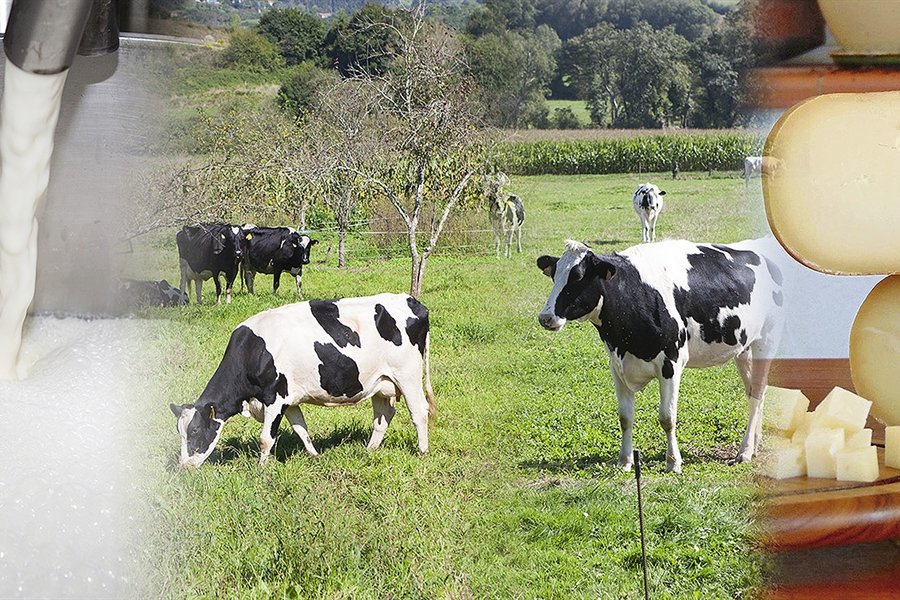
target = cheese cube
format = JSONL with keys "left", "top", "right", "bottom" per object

{"left": 805, "top": 427, "right": 845, "bottom": 479}
{"left": 885, "top": 426, "right": 900, "bottom": 470}
{"left": 763, "top": 386, "right": 810, "bottom": 433}
{"left": 846, "top": 428, "right": 873, "bottom": 449}
{"left": 836, "top": 446, "right": 880, "bottom": 483}
{"left": 790, "top": 411, "right": 818, "bottom": 445}
{"left": 761, "top": 444, "right": 807, "bottom": 480}
{"left": 813, "top": 386, "right": 872, "bottom": 433}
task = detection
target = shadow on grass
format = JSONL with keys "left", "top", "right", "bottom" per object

{"left": 518, "top": 445, "right": 737, "bottom": 475}
{"left": 210, "top": 424, "right": 373, "bottom": 464}
{"left": 585, "top": 238, "right": 628, "bottom": 248}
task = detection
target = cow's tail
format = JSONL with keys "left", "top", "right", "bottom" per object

{"left": 424, "top": 330, "right": 436, "bottom": 428}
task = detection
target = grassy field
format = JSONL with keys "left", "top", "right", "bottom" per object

{"left": 127, "top": 172, "right": 772, "bottom": 598}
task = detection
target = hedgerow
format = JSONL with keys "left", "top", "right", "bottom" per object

{"left": 495, "top": 132, "right": 765, "bottom": 175}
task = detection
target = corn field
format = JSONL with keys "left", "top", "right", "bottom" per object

{"left": 495, "top": 132, "right": 766, "bottom": 175}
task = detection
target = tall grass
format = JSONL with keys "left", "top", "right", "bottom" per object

{"left": 126, "top": 172, "right": 770, "bottom": 598}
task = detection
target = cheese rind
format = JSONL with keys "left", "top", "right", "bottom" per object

{"left": 764, "top": 92, "right": 900, "bottom": 275}
{"left": 850, "top": 276, "right": 900, "bottom": 426}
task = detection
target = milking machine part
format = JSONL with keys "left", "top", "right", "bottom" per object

{"left": 3, "top": 0, "right": 119, "bottom": 75}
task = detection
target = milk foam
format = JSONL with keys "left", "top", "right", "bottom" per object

{"left": 0, "top": 58, "right": 68, "bottom": 379}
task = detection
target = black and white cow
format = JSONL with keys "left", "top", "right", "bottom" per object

{"left": 176, "top": 223, "right": 244, "bottom": 305}
{"left": 116, "top": 278, "right": 188, "bottom": 308}
{"left": 537, "top": 238, "right": 784, "bottom": 473}
{"left": 170, "top": 293, "right": 435, "bottom": 467}
{"left": 240, "top": 225, "right": 318, "bottom": 299}
{"left": 484, "top": 171, "right": 525, "bottom": 258}
{"left": 633, "top": 183, "right": 666, "bottom": 243}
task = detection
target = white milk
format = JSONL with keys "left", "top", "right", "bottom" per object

{"left": 0, "top": 316, "right": 150, "bottom": 597}
{"left": 0, "top": 58, "right": 68, "bottom": 379}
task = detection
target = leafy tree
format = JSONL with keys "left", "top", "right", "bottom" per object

{"left": 218, "top": 28, "right": 285, "bottom": 73}
{"left": 278, "top": 62, "right": 340, "bottom": 117}
{"left": 258, "top": 8, "right": 326, "bottom": 66}
{"left": 467, "top": 25, "right": 560, "bottom": 129}
{"left": 326, "top": 3, "right": 412, "bottom": 77}
{"left": 533, "top": 0, "right": 609, "bottom": 40}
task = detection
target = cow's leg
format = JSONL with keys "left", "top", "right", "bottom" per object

{"left": 178, "top": 265, "right": 189, "bottom": 306}
{"left": 735, "top": 351, "right": 773, "bottom": 463}
{"left": 515, "top": 223, "right": 522, "bottom": 253}
{"left": 610, "top": 367, "right": 636, "bottom": 471}
{"left": 284, "top": 405, "right": 319, "bottom": 457}
{"left": 399, "top": 384, "right": 430, "bottom": 455}
{"left": 225, "top": 274, "right": 235, "bottom": 305}
{"left": 213, "top": 275, "right": 223, "bottom": 306}
{"left": 294, "top": 271, "right": 303, "bottom": 300}
{"left": 490, "top": 214, "right": 502, "bottom": 258}
{"left": 245, "top": 270, "right": 256, "bottom": 295}
{"left": 367, "top": 395, "right": 396, "bottom": 451}
{"left": 659, "top": 365, "right": 684, "bottom": 473}
{"left": 258, "top": 408, "right": 285, "bottom": 465}
{"left": 272, "top": 270, "right": 281, "bottom": 295}
{"left": 194, "top": 279, "right": 203, "bottom": 305}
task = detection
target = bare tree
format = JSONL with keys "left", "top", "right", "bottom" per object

{"left": 345, "top": 2, "right": 489, "bottom": 297}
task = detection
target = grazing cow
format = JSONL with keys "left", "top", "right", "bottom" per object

{"left": 170, "top": 293, "right": 435, "bottom": 467}
{"left": 537, "top": 238, "right": 784, "bottom": 473}
{"left": 744, "top": 156, "right": 763, "bottom": 187}
{"left": 116, "top": 278, "right": 187, "bottom": 308}
{"left": 176, "top": 223, "right": 244, "bottom": 305}
{"left": 240, "top": 225, "right": 318, "bottom": 299}
{"left": 633, "top": 183, "right": 666, "bottom": 243}
{"left": 484, "top": 172, "right": 525, "bottom": 258}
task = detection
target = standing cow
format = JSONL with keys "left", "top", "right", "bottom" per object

{"left": 484, "top": 172, "right": 525, "bottom": 258}
{"left": 240, "top": 225, "right": 318, "bottom": 299}
{"left": 537, "top": 238, "right": 784, "bottom": 473}
{"left": 170, "top": 293, "right": 435, "bottom": 467}
{"left": 633, "top": 183, "right": 666, "bottom": 243}
{"left": 176, "top": 223, "right": 244, "bottom": 305}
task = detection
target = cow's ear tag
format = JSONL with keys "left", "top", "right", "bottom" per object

{"left": 209, "top": 406, "right": 216, "bottom": 420}
{"left": 312, "top": 240, "right": 319, "bottom": 246}
{"left": 246, "top": 233, "right": 252, "bottom": 240}
{"left": 220, "top": 233, "right": 225, "bottom": 239}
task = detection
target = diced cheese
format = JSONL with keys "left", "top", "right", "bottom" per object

{"left": 761, "top": 444, "right": 807, "bottom": 480}
{"left": 850, "top": 276, "right": 900, "bottom": 426}
{"left": 846, "top": 428, "right": 873, "bottom": 449}
{"left": 764, "top": 91, "right": 900, "bottom": 275}
{"left": 836, "top": 445, "right": 880, "bottom": 483}
{"left": 790, "top": 411, "right": 818, "bottom": 445}
{"left": 885, "top": 426, "right": 900, "bottom": 470}
{"left": 813, "top": 386, "right": 871, "bottom": 433}
{"left": 805, "top": 427, "right": 845, "bottom": 479}
{"left": 763, "top": 386, "right": 810, "bottom": 433}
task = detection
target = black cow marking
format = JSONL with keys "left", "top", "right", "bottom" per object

{"left": 314, "top": 342, "right": 363, "bottom": 398}
{"left": 310, "top": 300, "right": 361, "bottom": 348}
{"left": 185, "top": 403, "right": 221, "bottom": 456}
{"left": 405, "top": 297, "right": 430, "bottom": 356}
{"left": 374, "top": 303, "right": 403, "bottom": 346}
{"left": 673, "top": 247, "right": 757, "bottom": 347}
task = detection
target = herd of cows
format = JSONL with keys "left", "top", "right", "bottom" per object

{"left": 167, "top": 172, "right": 786, "bottom": 474}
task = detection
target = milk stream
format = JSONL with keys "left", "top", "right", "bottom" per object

{"left": 0, "top": 58, "right": 67, "bottom": 380}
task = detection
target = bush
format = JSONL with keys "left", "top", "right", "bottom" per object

{"left": 494, "top": 132, "right": 765, "bottom": 175}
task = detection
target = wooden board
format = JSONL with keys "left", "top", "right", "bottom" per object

{"left": 761, "top": 359, "right": 900, "bottom": 551}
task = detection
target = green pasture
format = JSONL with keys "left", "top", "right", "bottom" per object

{"left": 129, "top": 172, "right": 772, "bottom": 598}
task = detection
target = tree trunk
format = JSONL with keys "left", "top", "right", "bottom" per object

{"left": 338, "top": 229, "right": 346, "bottom": 268}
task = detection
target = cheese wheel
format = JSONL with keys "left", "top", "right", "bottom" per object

{"left": 850, "top": 275, "right": 900, "bottom": 426}
{"left": 764, "top": 91, "right": 900, "bottom": 275}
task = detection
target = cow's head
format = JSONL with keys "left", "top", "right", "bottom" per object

{"left": 226, "top": 225, "right": 244, "bottom": 262}
{"left": 635, "top": 183, "right": 665, "bottom": 210}
{"left": 170, "top": 402, "right": 225, "bottom": 467}
{"left": 537, "top": 240, "right": 616, "bottom": 331}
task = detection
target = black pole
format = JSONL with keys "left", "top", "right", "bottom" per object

{"left": 634, "top": 449, "right": 650, "bottom": 600}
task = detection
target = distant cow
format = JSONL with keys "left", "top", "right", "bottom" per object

{"left": 743, "top": 156, "right": 783, "bottom": 187}
{"left": 170, "top": 293, "right": 435, "bottom": 467}
{"left": 240, "top": 225, "right": 318, "bottom": 299}
{"left": 176, "top": 223, "right": 244, "bottom": 305}
{"left": 484, "top": 171, "right": 525, "bottom": 258}
{"left": 116, "top": 278, "right": 187, "bottom": 308}
{"left": 537, "top": 238, "right": 784, "bottom": 473}
{"left": 633, "top": 183, "right": 666, "bottom": 243}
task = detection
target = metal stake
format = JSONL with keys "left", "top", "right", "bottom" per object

{"left": 634, "top": 449, "right": 650, "bottom": 600}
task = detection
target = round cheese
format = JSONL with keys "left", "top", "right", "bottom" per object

{"left": 850, "top": 275, "right": 900, "bottom": 425}
{"left": 764, "top": 91, "right": 900, "bottom": 275}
